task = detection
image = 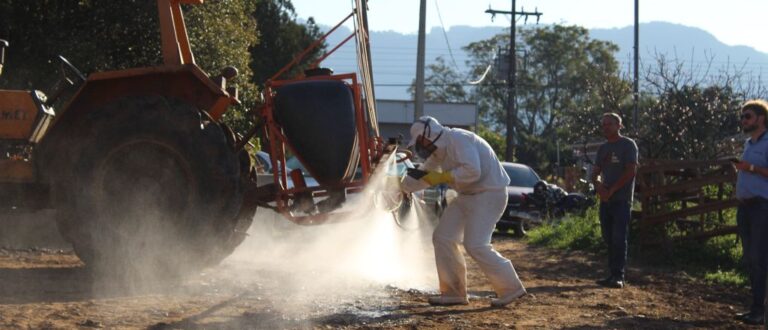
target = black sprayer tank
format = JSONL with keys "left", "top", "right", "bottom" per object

{"left": 273, "top": 80, "right": 358, "bottom": 186}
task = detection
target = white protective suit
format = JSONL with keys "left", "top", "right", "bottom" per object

{"left": 408, "top": 116, "right": 526, "bottom": 301}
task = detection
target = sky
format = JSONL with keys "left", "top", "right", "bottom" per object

{"left": 290, "top": 0, "right": 768, "bottom": 54}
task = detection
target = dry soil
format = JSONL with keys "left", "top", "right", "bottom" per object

{"left": 0, "top": 231, "right": 757, "bottom": 329}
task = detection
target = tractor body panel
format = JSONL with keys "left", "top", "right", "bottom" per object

{"left": 0, "top": 90, "right": 54, "bottom": 142}
{"left": 0, "top": 90, "right": 53, "bottom": 186}
{"left": 0, "top": 160, "right": 35, "bottom": 183}
{"left": 49, "top": 64, "right": 231, "bottom": 128}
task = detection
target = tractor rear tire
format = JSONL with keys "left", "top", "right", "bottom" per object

{"left": 53, "top": 96, "right": 253, "bottom": 276}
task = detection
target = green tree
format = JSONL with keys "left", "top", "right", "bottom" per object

{"left": 187, "top": 0, "right": 259, "bottom": 131}
{"left": 637, "top": 85, "right": 741, "bottom": 160}
{"left": 476, "top": 125, "right": 506, "bottom": 160}
{"left": 633, "top": 54, "right": 750, "bottom": 160}
{"left": 408, "top": 56, "right": 469, "bottom": 103}
{"left": 249, "top": 0, "right": 325, "bottom": 83}
{"left": 511, "top": 25, "right": 628, "bottom": 168}
{"left": 461, "top": 33, "right": 507, "bottom": 128}
{"left": 423, "top": 25, "right": 628, "bottom": 171}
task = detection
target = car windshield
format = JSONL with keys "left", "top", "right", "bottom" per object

{"left": 504, "top": 164, "right": 540, "bottom": 188}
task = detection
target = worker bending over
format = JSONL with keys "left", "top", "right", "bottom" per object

{"left": 405, "top": 116, "right": 526, "bottom": 307}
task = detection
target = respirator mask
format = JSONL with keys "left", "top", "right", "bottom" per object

{"left": 413, "top": 118, "right": 443, "bottom": 159}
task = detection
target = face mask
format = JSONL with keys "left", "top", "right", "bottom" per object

{"left": 414, "top": 139, "right": 435, "bottom": 159}
{"left": 413, "top": 119, "right": 442, "bottom": 159}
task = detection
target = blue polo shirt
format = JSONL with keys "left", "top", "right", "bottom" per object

{"left": 736, "top": 131, "right": 768, "bottom": 199}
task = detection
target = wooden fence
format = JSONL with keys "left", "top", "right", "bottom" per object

{"left": 633, "top": 159, "right": 739, "bottom": 243}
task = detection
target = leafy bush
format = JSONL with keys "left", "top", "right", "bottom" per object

{"left": 704, "top": 269, "right": 747, "bottom": 287}
{"left": 527, "top": 207, "right": 603, "bottom": 252}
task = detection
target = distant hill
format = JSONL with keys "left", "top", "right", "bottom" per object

{"left": 313, "top": 22, "right": 768, "bottom": 99}
{"left": 591, "top": 22, "right": 768, "bottom": 75}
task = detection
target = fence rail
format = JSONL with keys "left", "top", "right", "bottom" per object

{"left": 634, "top": 159, "right": 738, "bottom": 243}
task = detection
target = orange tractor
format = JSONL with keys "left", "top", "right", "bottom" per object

{"left": 0, "top": 0, "right": 403, "bottom": 273}
{"left": 0, "top": 0, "right": 255, "bottom": 273}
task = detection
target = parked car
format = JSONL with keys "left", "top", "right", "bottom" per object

{"left": 497, "top": 162, "right": 542, "bottom": 237}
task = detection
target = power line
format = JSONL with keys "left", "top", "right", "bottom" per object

{"left": 432, "top": 0, "right": 461, "bottom": 72}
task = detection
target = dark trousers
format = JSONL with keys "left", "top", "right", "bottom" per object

{"left": 736, "top": 199, "right": 768, "bottom": 313}
{"left": 599, "top": 200, "right": 631, "bottom": 279}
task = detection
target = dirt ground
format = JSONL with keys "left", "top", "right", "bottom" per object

{"left": 0, "top": 225, "right": 758, "bottom": 330}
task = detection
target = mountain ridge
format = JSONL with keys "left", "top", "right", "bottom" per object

{"left": 312, "top": 22, "right": 768, "bottom": 99}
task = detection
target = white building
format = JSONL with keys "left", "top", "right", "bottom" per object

{"left": 375, "top": 99, "right": 478, "bottom": 146}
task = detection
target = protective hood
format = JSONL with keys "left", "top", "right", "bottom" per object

{"left": 407, "top": 116, "right": 445, "bottom": 147}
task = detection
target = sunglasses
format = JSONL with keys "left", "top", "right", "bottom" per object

{"left": 741, "top": 113, "right": 753, "bottom": 120}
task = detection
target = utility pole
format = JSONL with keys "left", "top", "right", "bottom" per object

{"left": 485, "top": 2, "right": 541, "bottom": 162}
{"left": 633, "top": 0, "right": 639, "bottom": 131}
{"left": 414, "top": 0, "right": 427, "bottom": 120}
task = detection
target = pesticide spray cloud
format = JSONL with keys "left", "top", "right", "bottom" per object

{"left": 225, "top": 153, "right": 439, "bottom": 307}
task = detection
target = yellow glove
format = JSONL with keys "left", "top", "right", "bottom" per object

{"left": 422, "top": 171, "right": 454, "bottom": 186}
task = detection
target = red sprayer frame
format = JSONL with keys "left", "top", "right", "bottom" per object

{"left": 260, "top": 74, "right": 386, "bottom": 224}
{"left": 256, "top": 4, "right": 391, "bottom": 225}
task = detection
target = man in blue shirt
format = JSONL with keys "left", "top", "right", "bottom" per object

{"left": 733, "top": 99, "right": 768, "bottom": 326}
